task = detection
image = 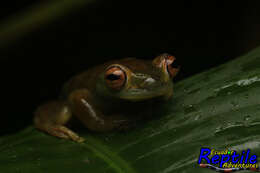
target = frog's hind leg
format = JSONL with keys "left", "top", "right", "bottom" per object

{"left": 34, "top": 101, "right": 84, "bottom": 142}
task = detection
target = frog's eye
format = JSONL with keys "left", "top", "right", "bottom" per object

{"left": 105, "top": 66, "right": 126, "bottom": 90}
{"left": 165, "top": 55, "right": 180, "bottom": 78}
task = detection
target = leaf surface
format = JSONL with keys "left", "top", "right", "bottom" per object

{"left": 1, "top": 47, "right": 260, "bottom": 173}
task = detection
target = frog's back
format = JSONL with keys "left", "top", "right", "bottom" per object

{"left": 60, "top": 57, "right": 151, "bottom": 98}
{"left": 60, "top": 65, "right": 104, "bottom": 98}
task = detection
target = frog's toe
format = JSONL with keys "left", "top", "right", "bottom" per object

{"left": 77, "top": 137, "right": 85, "bottom": 143}
{"left": 44, "top": 125, "right": 84, "bottom": 143}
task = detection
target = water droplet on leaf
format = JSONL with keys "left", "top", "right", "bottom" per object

{"left": 184, "top": 104, "right": 197, "bottom": 114}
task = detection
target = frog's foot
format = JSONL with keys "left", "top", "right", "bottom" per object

{"left": 47, "top": 125, "right": 85, "bottom": 143}
{"left": 34, "top": 101, "right": 85, "bottom": 143}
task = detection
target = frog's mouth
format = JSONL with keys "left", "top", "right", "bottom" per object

{"left": 115, "top": 84, "right": 173, "bottom": 102}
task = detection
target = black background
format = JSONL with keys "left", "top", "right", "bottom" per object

{"left": 1, "top": 0, "right": 260, "bottom": 135}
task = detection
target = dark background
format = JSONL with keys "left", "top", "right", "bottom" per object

{"left": 1, "top": 0, "right": 260, "bottom": 135}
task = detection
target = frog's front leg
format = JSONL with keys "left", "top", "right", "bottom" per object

{"left": 68, "top": 89, "right": 131, "bottom": 132}
{"left": 34, "top": 101, "right": 85, "bottom": 142}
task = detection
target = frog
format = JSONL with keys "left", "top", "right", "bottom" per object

{"left": 34, "top": 53, "right": 180, "bottom": 142}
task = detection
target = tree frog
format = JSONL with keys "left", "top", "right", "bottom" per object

{"left": 34, "top": 53, "right": 180, "bottom": 142}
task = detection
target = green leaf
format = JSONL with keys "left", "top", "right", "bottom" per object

{"left": 1, "top": 47, "right": 260, "bottom": 173}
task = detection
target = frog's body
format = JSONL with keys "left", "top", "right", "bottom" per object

{"left": 34, "top": 54, "right": 180, "bottom": 142}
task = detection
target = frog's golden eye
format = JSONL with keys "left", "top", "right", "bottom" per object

{"left": 165, "top": 55, "right": 180, "bottom": 78}
{"left": 105, "top": 66, "right": 126, "bottom": 90}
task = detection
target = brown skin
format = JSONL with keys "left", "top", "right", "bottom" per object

{"left": 34, "top": 54, "right": 180, "bottom": 142}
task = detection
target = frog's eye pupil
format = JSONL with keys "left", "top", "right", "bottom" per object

{"left": 170, "top": 59, "right": 179, "bottom": 69}
{"left": 106, "top": 74, "right": 120, "bottom": 81}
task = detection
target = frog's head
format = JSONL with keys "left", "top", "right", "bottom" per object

{"left": 96, "top": 53, "right": 180, "bottom": 101}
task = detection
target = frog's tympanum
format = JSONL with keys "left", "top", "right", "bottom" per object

{"left": 34, "top": 53, "right": 180, "bottom": 142}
